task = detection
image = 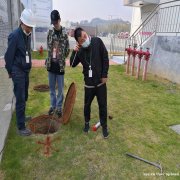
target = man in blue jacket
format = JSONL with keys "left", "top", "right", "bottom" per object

{"left": 5, "top": 9, "right": 35, "bottom": 136}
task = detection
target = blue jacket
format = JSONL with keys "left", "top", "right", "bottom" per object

{"left": 5, "top": 27, "right": 32, "bottom": 74}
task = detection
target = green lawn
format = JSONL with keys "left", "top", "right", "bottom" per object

{"left": 31, "top": 50, "right": 48, "bottom": 60}
{"left": 31, "top": 50, "right": 73, "bottom": 60}
{"left": 0, "top": 65, "right": 180, "bottom": 180}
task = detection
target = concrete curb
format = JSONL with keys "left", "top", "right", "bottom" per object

{"left": 0, "top": 68, "right": 14, "bottom": 162}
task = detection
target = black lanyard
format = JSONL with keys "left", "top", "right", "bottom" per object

{"left": 20, "top": 30, "right": 29, "bottom": 52}
{"left": 24, "top": 36, "right": 29, "bottom": 53}
{"left": 84, "top": 49, "right": 92, "bottom": 69}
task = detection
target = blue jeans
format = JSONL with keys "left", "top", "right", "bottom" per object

{"left": 48, "top": 72, "right": 64, "bottom": 110}
{"left": 11, "top": 67, "right": 29, "bottom": 130}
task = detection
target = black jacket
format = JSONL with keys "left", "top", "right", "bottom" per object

{"left": 70, "top": 37, "right": 109, "bottom": 86}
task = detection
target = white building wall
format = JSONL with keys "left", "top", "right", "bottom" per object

{"left": 147, "top": 35, "right": 180, "bottom": 84}
{"left": 128, "top": 0, "right": 180, "bottom": 83}
{"left": 130, "top": 4, "right": 157, "bottom": 35}
{"left": 130, "top": 7, "right": 141, "bottom": 35}
{"left": 141, "top": 4, "right": 157, "bottom": 21}
{"left": 160, "top": 0, "right": 180, "bottom": 7}
{"left": 160, "top": 0, "right": 177, "bottom": 3}
{"left": 0, "top": 0, "right": 23, "bottom": 56}
{"left": 11, "top": 0, "right": 23, "bottom": 29}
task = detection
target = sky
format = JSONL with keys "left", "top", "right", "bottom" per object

{"left": 53, "top": 0, "right": 132, "bottom": 22}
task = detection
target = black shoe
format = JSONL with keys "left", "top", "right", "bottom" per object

{"left": 18, "top": 128, "right": 32, "bottom": 136}
{"left": 102, "top": 127, "right": 109, "bottom": 139}
{"left": 83, "top": 122, "right": 90, "bottom": 133}
{"left": 56, "top": 109, "right": 62, "bottom": 118}
{"left": 48, "top": 107, "right": 55, "bottom": 115}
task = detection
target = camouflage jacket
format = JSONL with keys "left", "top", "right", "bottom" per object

{"left": 46, "top": 26, "right": 70, "bottom": 72}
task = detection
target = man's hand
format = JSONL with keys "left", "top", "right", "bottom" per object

{"left": 73, "top": 43, "right": 81, "bottom": 52}
{"left": 101, "top": 78, "right": 108, "bottom": 84}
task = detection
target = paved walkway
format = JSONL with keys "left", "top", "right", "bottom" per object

{"left": 31, "top": 59, "right": 118, "bottom": 67}
{"left": 0, "top": 67, "right": 14, "bottom": 161}
{"left": 0, "top": 59, "right": 119, "bottom": 68}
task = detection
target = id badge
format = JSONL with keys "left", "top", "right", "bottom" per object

{"left": 89, "top": 69, "right": 92, "bottom": 77}
{"left": 53, "top": 48, "right": 57, "bottom": 58}
{"left": 26, "top": 52, "right": 29, "bottom": 63}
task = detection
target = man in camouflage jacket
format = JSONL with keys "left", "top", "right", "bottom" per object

{"left": 46, "top": 10, "right": 70, "bottom": 117}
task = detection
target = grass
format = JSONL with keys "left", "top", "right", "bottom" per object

{"left": 0, "top": 65, "right": 180, "bottom": 180}
{"left": 31, "top": 50, "right": 73, "bottom": 60}
{"left": 31, "top": 50, "right": 48, "bottom": 60}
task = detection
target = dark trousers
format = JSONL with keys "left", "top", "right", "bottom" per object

{"left": 12, "top": 68, "right": 29, "bottom": 130}
{"left": 84, "top": 84, "right": 107, "bottom": 127}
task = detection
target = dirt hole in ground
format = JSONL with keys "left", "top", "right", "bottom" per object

{"left": 33, "top": 84, "right": 49, "bottom": 92}
{"left": 28, "top": 115, "right": 61, "bottom": 134}
{"left": 29, "top": 82, "right": 77, "bottom": 134}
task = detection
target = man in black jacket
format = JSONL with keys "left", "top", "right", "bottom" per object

{"left": 70, "top": 27, "right": 109, "bottom": 138}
